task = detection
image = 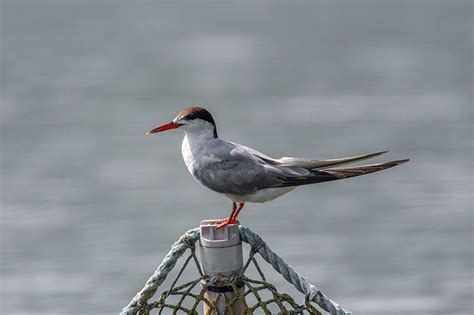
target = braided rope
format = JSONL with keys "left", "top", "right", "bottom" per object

{"left": 239, "top": 226, "right": 351, "bottom": 315}
{"left": 120, "top": 226, "right": 351, "bottom": 315}
{"left": 121, "top": 228, "right": 200, "bottom": 315}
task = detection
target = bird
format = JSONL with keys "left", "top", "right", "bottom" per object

{"left": 146, "top": 106, "right": 409, "bottom": 228}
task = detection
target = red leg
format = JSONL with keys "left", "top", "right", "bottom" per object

{"left": 227, "top": 202, "right": 237, "bottom": 220}
{"left": 216, "top": 202, "right": 236, "bottom": 228}
{"left": 216, "top": 202, "right": 243, "bottom": 229}
{"left": 230, "top": 203, "right": 245, "bottom": 222}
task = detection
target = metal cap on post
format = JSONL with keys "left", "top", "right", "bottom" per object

{"left": 199, "top": 220, "right": 244, "bottom": 314}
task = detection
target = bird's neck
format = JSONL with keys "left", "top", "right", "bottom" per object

{"left": 183, "top": 128, "right": 217, "bottom": 150}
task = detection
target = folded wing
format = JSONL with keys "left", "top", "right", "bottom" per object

{"left": 273, "top": 159, "right": 409, "bottom": 188}
{"left": 197, "top": 141, "right": 408, "bottom": 195}
{"left": 231, "top": 142, "right": 390, "bottom": 169}
{"left": 276, "top": 150, "right": 389, "bottom": 169}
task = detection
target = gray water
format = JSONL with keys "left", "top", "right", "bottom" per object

{"left": 1, "top": 1, "right": 472, "bottom": 314}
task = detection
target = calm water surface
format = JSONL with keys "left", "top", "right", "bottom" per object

{"left": 1, "top": 1, "right": 472, "bottom": 314}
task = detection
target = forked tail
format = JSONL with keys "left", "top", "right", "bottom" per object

{"left": 276, "top": 159, "right": 409, "bottom": 187}
{"left": 324, "top": 159, "right": 410, "bottom": 179}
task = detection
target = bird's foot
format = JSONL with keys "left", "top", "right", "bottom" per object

{"left": 215, "top": 218, "right": 228, "bottom": 224}
{"left": 215, "top": 217, "right": 237, "bottom": 229}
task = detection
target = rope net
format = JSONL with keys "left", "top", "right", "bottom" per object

{"left": 121, "top": 227, "right": 351, "bottom": 315}
{"left": 140, "top": 248, "right": 321, "bottom": 315}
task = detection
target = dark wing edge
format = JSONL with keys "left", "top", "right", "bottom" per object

{"left": 274, "top": 159, "right": 409, "bottom": 188}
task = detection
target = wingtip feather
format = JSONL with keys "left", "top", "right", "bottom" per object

{"left": 393, "top": 158, "right": 410, "bottom": 165}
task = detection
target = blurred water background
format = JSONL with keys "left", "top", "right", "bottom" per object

{"left": 1, "top": 1, "right": 472, "bottom": 314}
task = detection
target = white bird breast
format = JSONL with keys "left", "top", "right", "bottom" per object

{"left": 181, "top": 132, "right": 298, "bottom": 203}
{"left": 181, "top": 135, "right": 197, "bottom": 176}
{"left": 224, "top": 186, "right": 298, "bottom": 203}
{"left": 181, "top": 133, "right": 222, "bottom": 176}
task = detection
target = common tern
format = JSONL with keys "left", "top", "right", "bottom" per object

{"left": 146, "top": 107, "right": 409, "bottom": 228}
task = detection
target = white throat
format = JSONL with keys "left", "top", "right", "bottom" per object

{"left": 183, "top": 126, "right": 215, "bottom": 144}
{"left": 181, "top": 127, "right": 217, "bottom": 177}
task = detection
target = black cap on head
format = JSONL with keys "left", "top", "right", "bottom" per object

{"left": 176, "top": 107, "right": 217, "bottom": 137}
{"left": 177, "top": 107, "right": 215, "bottom": 125}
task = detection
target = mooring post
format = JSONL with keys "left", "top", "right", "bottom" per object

{"left": 199, "top": 220, "right": 244, "bottom": 314}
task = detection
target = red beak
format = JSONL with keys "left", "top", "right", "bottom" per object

{"left": 145, "top": 122, "right": 182, "bottom": 135}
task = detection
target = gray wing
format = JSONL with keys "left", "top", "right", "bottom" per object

{"left": 272, "top": 159, "right": 409, "bottom": 187}
{"left": 197, "top": 141, "right": 408, "bottom": 195}
{"left": 230, "top": 141, "right": 389, "bottom": 169}
{"left": 194, "top": 142, "right": 308, "bottom": 195}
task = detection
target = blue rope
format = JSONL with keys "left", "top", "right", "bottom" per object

{"left": 120, "top": 226, "right": 351, "bottom": 315}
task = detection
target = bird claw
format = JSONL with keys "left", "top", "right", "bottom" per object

{"left": 215, "top": 218, "right": 236, "bottom": 229}
{"left": 215, "top": 202, "right": 244, "bottom": 229}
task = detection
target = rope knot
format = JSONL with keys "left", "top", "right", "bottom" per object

{"left": 250, "top": 237, "right": 266, "bottom": 254}
{"left": 121, "top": 226, "right": 351, "bottom": 315}
{"left": 304, "top": 283, "right": 319, "bottom": 301}
{"left": 177, "top": 229, "right": 198, "bottom": 249}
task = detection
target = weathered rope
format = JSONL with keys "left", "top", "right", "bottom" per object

{"left": 239, "top": 226, "right": 351, "bottom": 315}
{"left": 121, "top": 228, "right": 200, "bottom": 315}
{"left": 120, "top": 226, "right": 351, "bottom": 315}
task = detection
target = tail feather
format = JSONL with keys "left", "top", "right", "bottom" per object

{"left": 324, "top": 159, "right": 410, "bottom": 179}
{"left": 275, "top": 159, "right": 409, "bottom": 188}
{"left": 278, "top": 150, "right": 389, "bottom": 169}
